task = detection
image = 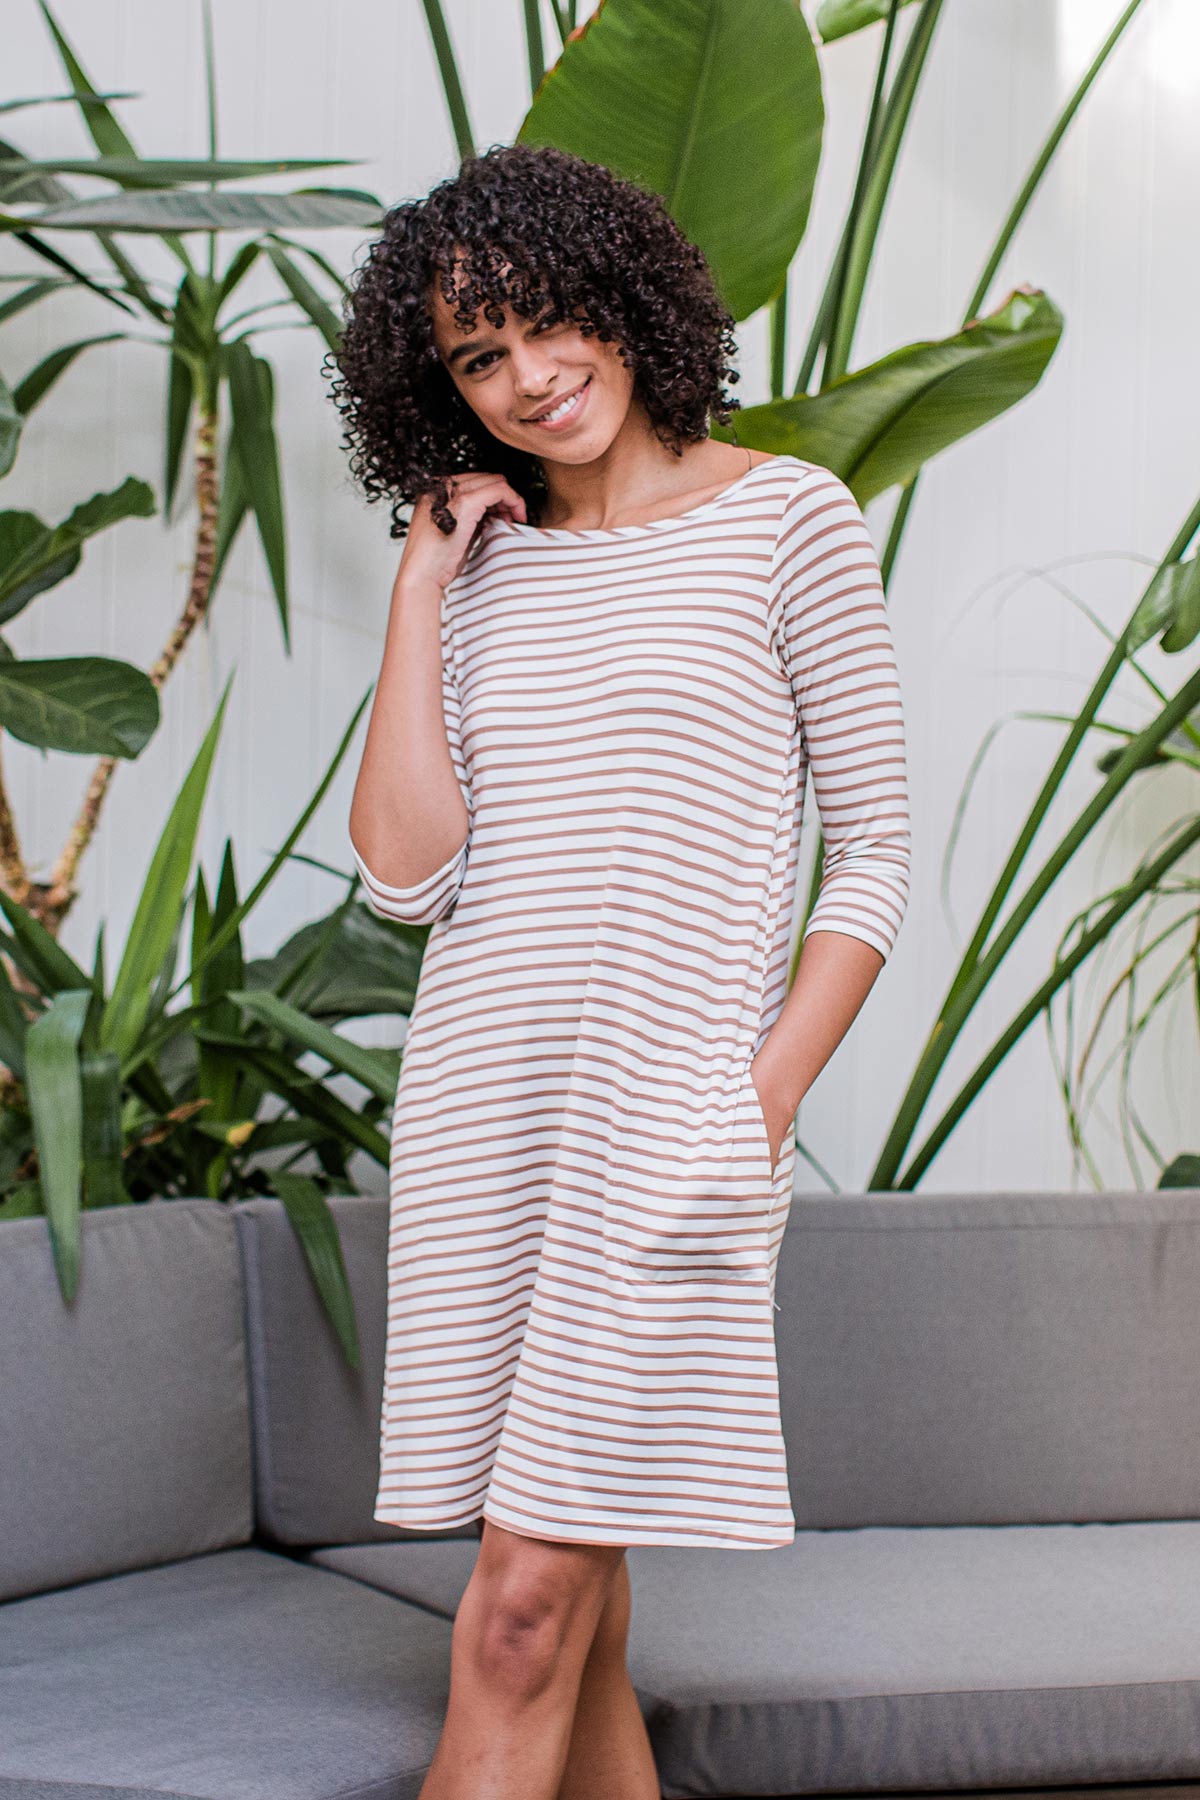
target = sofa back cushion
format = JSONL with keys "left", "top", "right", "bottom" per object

{"left": 776, "top": 1188, "right": 1200, "bottom": 1527}
{"left": 0, "top": 1198, "right": 254, "bottom": 1602}
{"left": 234, "top": 1193, "right": 473, "bottom": 1546}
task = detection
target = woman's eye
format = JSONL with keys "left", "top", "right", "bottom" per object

{"left": 534, "top": 311, "right": 563, "bottom": 333}
{"left": 465, "top": 350, "right": 498, "bottom": 374}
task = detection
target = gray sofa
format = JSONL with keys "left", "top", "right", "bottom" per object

{"left": 2, "top": 1187, "right": 1200, "bottom": 1800}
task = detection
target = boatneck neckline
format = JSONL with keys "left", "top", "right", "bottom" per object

{"left": 492, "top": 454, "right": 797, "bottom": 540}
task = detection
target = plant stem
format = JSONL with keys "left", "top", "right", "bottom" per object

{"left": 47, "top": 405, "right": 221, "bottom": 924}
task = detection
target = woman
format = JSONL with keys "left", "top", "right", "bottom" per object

{"left": 330, "top": 141, "right": 912, "bottom": 1800}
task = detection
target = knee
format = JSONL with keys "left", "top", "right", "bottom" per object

{"left": 469, "top": 1569, "right": 582, "bottom": 1704}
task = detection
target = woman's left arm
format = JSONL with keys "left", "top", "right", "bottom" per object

{"left": 751, "top": 468, "right": 914, "bottom": 1162}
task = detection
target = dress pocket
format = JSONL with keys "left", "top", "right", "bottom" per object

{"left": 600, "top": 1053, "right": 772, "bottom": 1287}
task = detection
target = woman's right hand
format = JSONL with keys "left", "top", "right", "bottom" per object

{"left": 398, "top": 471, "right": 529, "bottom": 593}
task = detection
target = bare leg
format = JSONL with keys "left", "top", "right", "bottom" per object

{"left": 554, "top": 1553, "right": 660, "bottom": 1800}
{"left": 418, "top": 1517, "right": 626, "bottom": 1799}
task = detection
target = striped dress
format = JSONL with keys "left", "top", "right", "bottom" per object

{"left": 351, "top": 453, "right": 912, "bottom": 1549}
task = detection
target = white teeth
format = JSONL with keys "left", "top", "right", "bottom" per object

{"left": 533, "top": 381, "right": 586, "bottom": 423}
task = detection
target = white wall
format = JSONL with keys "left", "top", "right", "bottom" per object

{"left": 4, "top": 0, "right": 1197, "bottom": 1194}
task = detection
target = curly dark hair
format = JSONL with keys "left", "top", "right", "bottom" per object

{"left": 324, "top": 141, "right": 743, "bottom": 536}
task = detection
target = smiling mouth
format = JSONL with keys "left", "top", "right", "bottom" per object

{"left": 523, "top": 375, "right": 592, "bottom": 425}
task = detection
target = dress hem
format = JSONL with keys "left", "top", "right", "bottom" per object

{"left": 373, "top": 1501, "right": 796, "bottom": 1552}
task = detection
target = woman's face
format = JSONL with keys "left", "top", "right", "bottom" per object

{"left": 427, "top": 257, "right": 635, "bottom": 465}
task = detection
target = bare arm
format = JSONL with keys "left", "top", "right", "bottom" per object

{"left": 348, "top": 568, "right": 470, "bottom": 892}
{"left": 348, "top": 471, "right": 528, "bottom": 924}
{"left": 750, "top": 468, "right": 913, "bottom": 1163}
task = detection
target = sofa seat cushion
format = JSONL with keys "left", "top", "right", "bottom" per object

{"left": 310, "top": 1519, "right": 1200, "bottom": 1797}
{"left": 0, "top": 1547, "right": 451, "bottom": 1800}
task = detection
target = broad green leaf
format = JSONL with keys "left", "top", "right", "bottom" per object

{"left": 12, "top": 332, "right": 123, "bottom": 416}
{"left": 22, "top": 189, "right": 383, "bottom": 234}
{"left": 267, "top": 1173, "right": 362, "bottom": 1367}
{"left": 718, "top": 288, "right": 1064, "bottom": 504}
{"left": 519, "top": 0, "right": 822, "bottom": 321}
{"left": 80, "top": 1050, "right": 129, "bottom": 1207}
{"left": 101, "top": 675, "right": 233, "bottom": 1061}
{"left": 816, "top": 0, "right": 920, "bottom": 43}
{"left": 229, "top": 987, "right": 400, "bottom": 1101}
{"left": 263, "top": 238, "right": 341, "bottom": 351}
{"left": 0, "top": 156, "right": 356, "bottom": 185}
{"left": 0, "top": 371, "right": 19, "bottom": 477}
{"left": 225, "top": 339, "right": 288, "bottom": 646}
{"left": 0, "top": 656, "right": 159, "bottom": 756}
{"left": 0, "top": 476, "right": 156, "bottom": 623}
{"left": 26, "top": 985, "right": 91, "bottom": 1298}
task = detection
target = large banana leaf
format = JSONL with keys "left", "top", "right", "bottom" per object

{"left": 0, "top": 656, "right": 159, "bottom": 756}
{"left": 10, "top": 189, "right": 383, "bottom": 235}
{"left": 101, "top": 678, "right": 233, "bottom": 1062}
{"left": 26, "top": 986, "right": 92, "bottom": 1298}
{"left": 0, "top": 477, "right": 156, "bottom": 624}
{"left": 519, "top": 0, "right": 823, "bottom": 321}
{"left": 717, "top": 289, "right": 1063, "bottom": 504}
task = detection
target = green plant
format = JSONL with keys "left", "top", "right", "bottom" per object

{"left": 430, "top": 0, "right": 1184, "bottom": 1188}
{"left": 0, "top": 677, "right": 431, "bottom": 1364}
{"left": 0, "top": 0, "right": 381, "bottom": 933}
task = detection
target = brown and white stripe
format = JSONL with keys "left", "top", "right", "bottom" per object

{"left": 352, "top": 454, "right": 912, "bottom": 1549}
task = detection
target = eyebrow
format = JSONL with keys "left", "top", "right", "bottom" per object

{"left": 442, "top": 306, "right": 554, "bottom": 369}
{"left": 445, "top": 337, "right": 492, "bottom": 368}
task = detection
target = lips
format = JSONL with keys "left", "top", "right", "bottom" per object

{"left": 524, "top": 375, "right": 591, "bottom": 425}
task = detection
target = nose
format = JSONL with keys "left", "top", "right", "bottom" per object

{"left": 509, "top": 344, "right": 560, "bottom": 398}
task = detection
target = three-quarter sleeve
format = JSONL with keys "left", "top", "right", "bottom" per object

{"left": 351, "top": 610, "right": 474, "bottom": 928}
{"left": 767, "top": 466, "right": 913, "bottom": 962}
